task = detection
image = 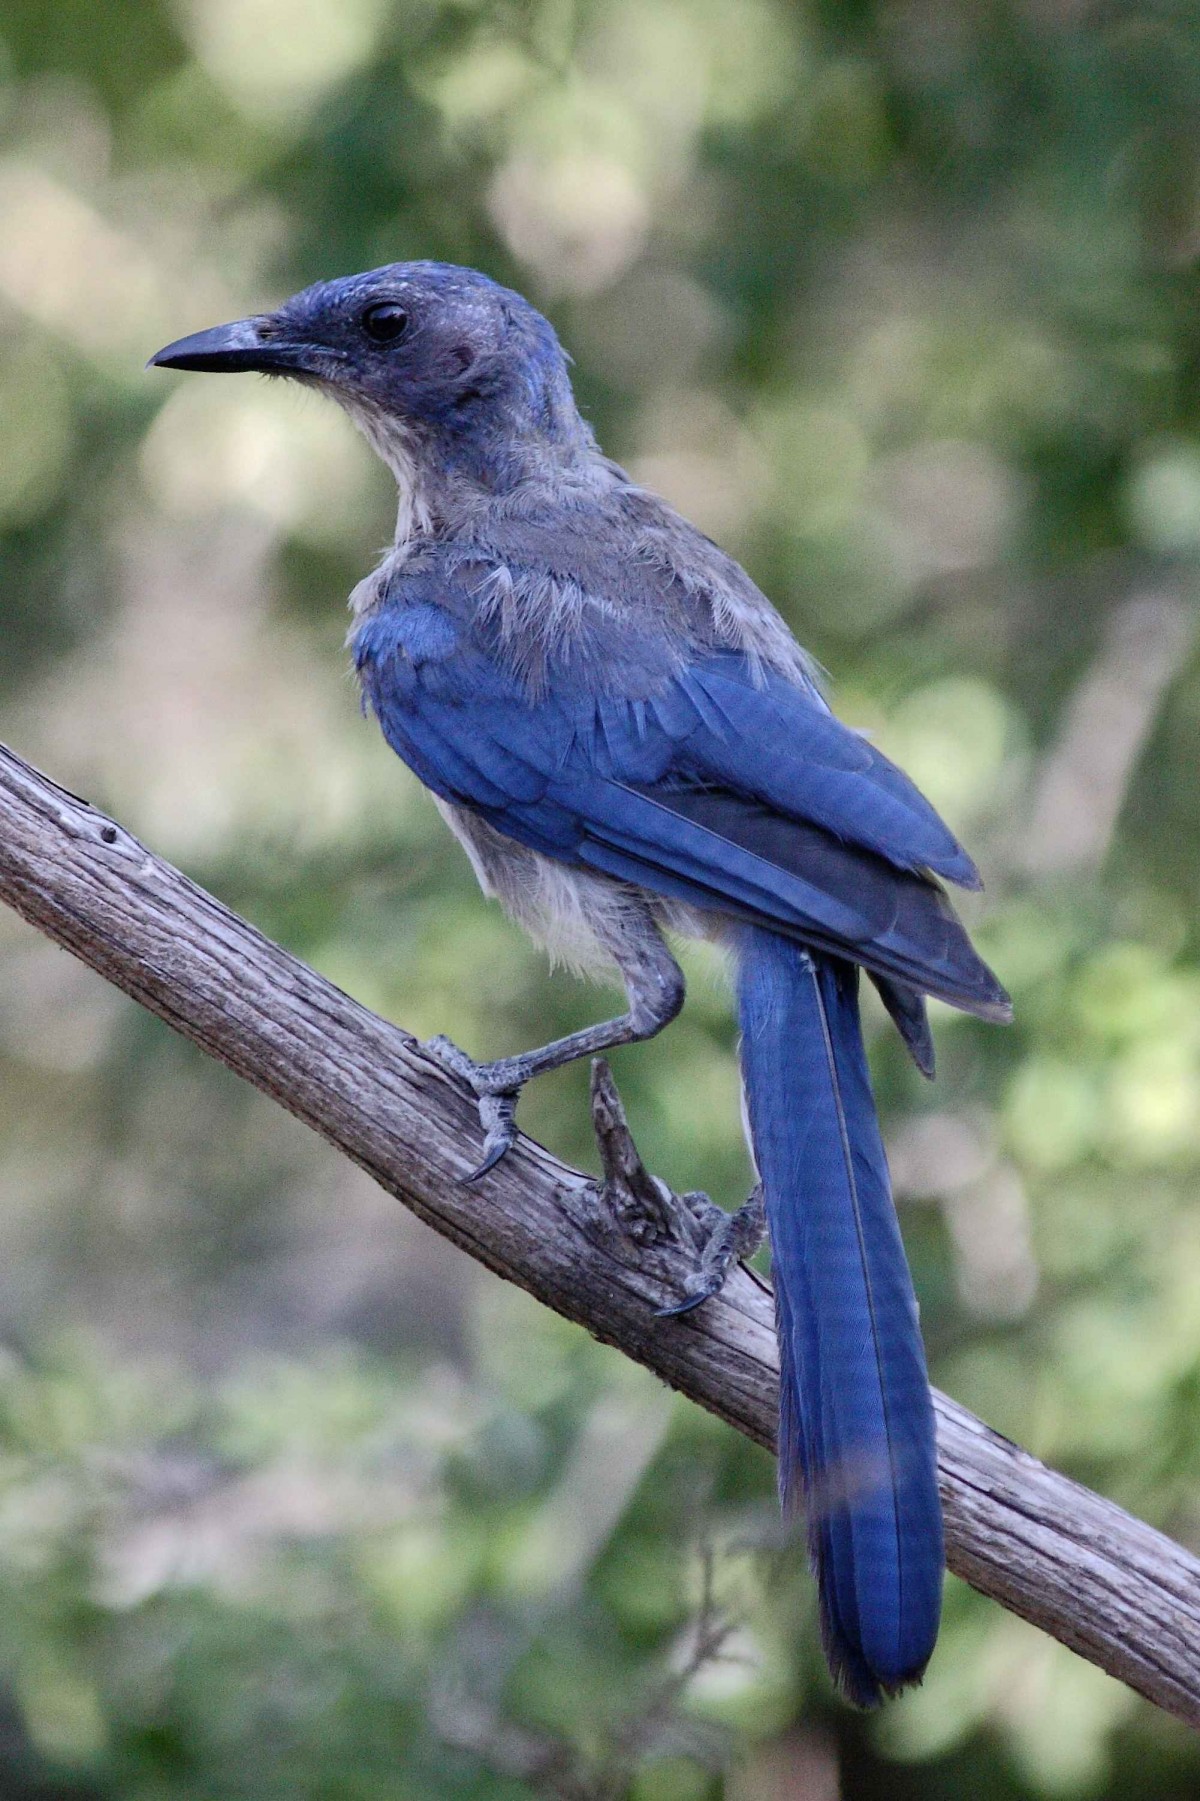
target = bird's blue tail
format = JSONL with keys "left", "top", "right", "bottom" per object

{"left": 737, "top": 928, "right": 942, "bottom": 1706}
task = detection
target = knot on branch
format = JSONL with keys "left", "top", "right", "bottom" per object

{"left": 573, "top": 1059, "right": 733, "bottom": 1304}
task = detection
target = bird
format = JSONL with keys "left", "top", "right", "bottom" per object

{"left": 150, "top": 263, "right": 1010, "bottom": 1707}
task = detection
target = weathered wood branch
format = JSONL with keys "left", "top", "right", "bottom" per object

{"left": 0, "top": 740, "right": 1197, "bottom": 1723}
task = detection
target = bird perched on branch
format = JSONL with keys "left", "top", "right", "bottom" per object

{"left": 150, "top": 264, "right": 1010, "bottom": 1707}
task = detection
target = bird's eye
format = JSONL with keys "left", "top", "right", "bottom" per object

{"left": 362, "top": 302, "right": 409, "bottom": 343}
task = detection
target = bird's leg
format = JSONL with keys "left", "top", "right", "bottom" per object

{"left": 587, "top": 1057, "right": 767, "bottom": 1315}
{"left": 423, "top": 914, "right": 685, "bottom": 1180}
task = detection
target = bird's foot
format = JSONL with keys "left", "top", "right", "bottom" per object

{"left": 653, "top": 1185, "right": 767, "bottom": 1317}
{"left": 588, "top": 1058, "right": 767, "bottom": 1317}
{"left": 422, "top": 1035, "right": 535, "bottom": 1180}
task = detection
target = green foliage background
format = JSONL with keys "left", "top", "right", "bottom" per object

{"left": 1, "top": 0, "right": 1200, "bottom": 1794}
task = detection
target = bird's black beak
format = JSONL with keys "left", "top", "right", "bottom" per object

{"left": 148, "top": 316, "right": 332, "bottom": 377}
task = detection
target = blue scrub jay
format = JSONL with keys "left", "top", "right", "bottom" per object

{"left": 151, "top": 264, "right": 1010, "bottom": 1707}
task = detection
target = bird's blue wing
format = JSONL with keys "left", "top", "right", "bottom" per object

{"left": 351, "top": 580, "right": 1009, "bottom": 1020}
{"left": 656, "top": 656, "right": 980, "bottom": 888}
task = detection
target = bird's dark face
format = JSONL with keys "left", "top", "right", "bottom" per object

{"left": 149, "top": 262, "right": 573, "bottom": 444}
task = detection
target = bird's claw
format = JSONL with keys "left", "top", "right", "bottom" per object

{"left": 422, "top": 1035, "right": 524, "bottom": 1179}
{"left": 653, "top": 1226, "right": 738, "bottom": 1317}
{"left": 654, "top": 1184, "right": 767, "bottom": 1318}
{"left": 464, "top": 1092, "right": 520, "bottom": 1182}
{"left": 654, "top": 1271, "right": 726, "bottom": 1318}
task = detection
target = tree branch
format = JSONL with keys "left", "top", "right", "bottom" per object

{"left": 0, "top": 741, "right": 1197, "bottom": 1724}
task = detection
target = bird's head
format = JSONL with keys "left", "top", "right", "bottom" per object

{"left": 149, "top": 262, "right": 588, "bottom": 481}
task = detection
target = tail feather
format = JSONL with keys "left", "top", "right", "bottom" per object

{"left": 870, "top": 975, "right": 936, "bottom": 1078}
{"left": 737, "top": 928, "right": 942, "bottom": 1706}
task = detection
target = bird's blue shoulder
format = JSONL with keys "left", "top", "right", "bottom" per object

{"left": 349, "top": 560, "right": 516, "bottom": 712}
{"left": 352, "top": 593, "right": 460, "bottom": 670}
